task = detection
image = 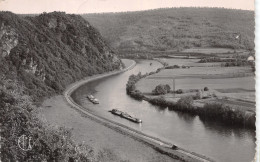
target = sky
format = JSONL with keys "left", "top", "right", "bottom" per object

{"left": 0, "top": 0, "right": 255, "bottom": 14}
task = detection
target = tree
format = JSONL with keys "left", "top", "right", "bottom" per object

{"left": 152, "top": 84, "right": 171, "bottom": 95}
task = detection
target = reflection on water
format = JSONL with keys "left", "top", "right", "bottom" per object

{"left": 71, "top": 60, "right": 255, "bottom": 162}
{"left": 199, "top": 116, "right": 256, "bottom": 140}
{"left": 176, "top": 111, "right": 196, "bottom": 124}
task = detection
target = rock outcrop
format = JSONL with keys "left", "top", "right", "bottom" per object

{"left": 0, "top": 23, "right": 18, "bottom": 57}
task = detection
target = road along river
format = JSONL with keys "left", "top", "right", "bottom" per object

{"left": 71, "top": 59, "right": 256, "bottom": 162}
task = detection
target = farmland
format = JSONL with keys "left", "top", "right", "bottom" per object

{"left": 181, "top": 48, "right": 244, "bottom": 54}
{"left": 135, "top": 56, "right": 255, "bottom": 108}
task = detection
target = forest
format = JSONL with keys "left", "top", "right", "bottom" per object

{"left": 0, "top": 11, "right": 122, "bottom": 161}
{"left": 83, "top": 8, "right": 254, "bottom": 56}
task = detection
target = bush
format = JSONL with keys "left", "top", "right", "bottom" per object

{"left": 149, "top": 96, "right": 168, "bottom": 107}
{"left": 193, "top": 90, "right": 203, "bottom": 100}
{"left": 152, "top": 84, "right": 171, "bottom": 95}
{"left": 126, "top": 72, "right": 144, "bottom": 94}
{"left": 149, "top": 71, "right": 156, "bottom": 75}
{"left": 130, "top": 90, "right": 144, "bottom": 100}
{"left": 173, "top": 65, "right": 180, "bottom": 68}
{"left": 176, "top": 96, "right": 194, "bottom": 109}
{"left": 204, "top": 87, "right": 209, "bottom": 91}
{"left": 165, "top": 65, "right": 180, "bottom": 69}
{"left": 198, "top": 102, "right": 255, "bottom": 128}
{"left": 175, "top": 89, "right": 183, "bottom": 94}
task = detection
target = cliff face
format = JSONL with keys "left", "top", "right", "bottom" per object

{"left": 0, "top": 12, "right": 122, "bottom": 101}
{"left": 0, "top": 23, "right": 18, "bottom": 57}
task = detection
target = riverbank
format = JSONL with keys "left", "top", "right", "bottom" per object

{"left": 126, "top": 59, "right": 255, "bottom": 129}
{"left": 41, "top": 59, "right": 212, "bottom": 162}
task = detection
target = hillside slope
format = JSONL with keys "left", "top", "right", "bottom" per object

{"left": 0, "top": 11, "right": 122, "bottom": 102}
{"left": 0, "top": 12, "right": 123, "bottom": 161}
{"left": 83, "top": 8, "right": 254, "bottom": 55}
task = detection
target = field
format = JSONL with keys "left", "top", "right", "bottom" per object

{"left": 156, "top": 58, "right": 222, "bottom": 67}
{"left": 136, "top": 57, "right": 255, "bottom": 108}
{"left": 181, "top": 48, "right": 243, "bottom": 54}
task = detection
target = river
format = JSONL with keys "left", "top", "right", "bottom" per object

{"left": 71, "top": 59, "right": 256, "bottom": 162}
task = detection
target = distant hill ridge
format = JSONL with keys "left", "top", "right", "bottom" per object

{"left": 83, "top": 7, "right": 254, "bottom": 55}
{"left": 0, "top": 11, "right": 122, "bottom": 101}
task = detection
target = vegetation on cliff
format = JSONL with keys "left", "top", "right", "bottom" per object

{"left": 0, "top": 11, "right": 122, "bottom": 102}
{"left": 0, "top": 77, "right": 95, "bottom": 161}
{"left": 0, "top": 11, "right": 123, "bottom": 161}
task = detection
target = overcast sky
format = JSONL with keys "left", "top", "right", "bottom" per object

{"left": 0, "top": 0, "right": 254, "bottom": 14}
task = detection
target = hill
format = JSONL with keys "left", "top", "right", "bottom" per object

{"left": 0, "top": 11, "right": 122, "bottom": 161}
{"left": 83, "top": 8, "right": 254, "bottom": 56}
{"left": 0, "top": 11, "right": 122, "bottom": 102}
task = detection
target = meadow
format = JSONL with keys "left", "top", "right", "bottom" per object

{"left": 181, "top": 48, "right": 243, "bottom": 54}
{"left": 136, "top": 57, "right": 255, "bottom": 106}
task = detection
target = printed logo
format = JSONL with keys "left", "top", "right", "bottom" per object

{"left": 18, "top": 135, "right": 33, "bottom": 151}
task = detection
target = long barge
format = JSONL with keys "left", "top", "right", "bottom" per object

{"left": 109, "top": 109, "right": 142, "bottom": 123}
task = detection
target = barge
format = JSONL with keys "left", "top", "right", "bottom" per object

{"left": 109, "top": 109, "right": 142, "bottom": 123}
{"left": 87, "top": 95, "right": 99, "bottom": 104}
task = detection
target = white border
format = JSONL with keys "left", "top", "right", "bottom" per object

{"left": 256, "top": 0, "right": 259, "bottom": 161}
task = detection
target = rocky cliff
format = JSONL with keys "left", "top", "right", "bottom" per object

{"left": 0, "top": 11, "right": 122, "bottom": 101}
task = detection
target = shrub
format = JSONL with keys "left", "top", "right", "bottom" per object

{"left": 204, "top": 87, "right": 209, "bottom": 91}
{"left": 176, "top": 96, "right": 194, "bottom": 109}
{"left": 149, "top": 71, "right": 156, "bottom": 75}
{"left": 152, "top": 84, "right": 171, "bottom": 95}
{"left": 193, "top": 90, "right": 203, "bottom": 100}
{"left": 165, "top": 65, "right": 180, "bottom": 69}
{"left": 175, "top": 89, "right": 183, "bottom": 94}
{"left": 130, "top": 90, "right": 144, "bottom": 100}
{"left": 149, "top": 96, "right": 168, "bottom": 107}
{"left": 126, "top": 73, "right": 144, "bottom": 94}
{"left": 156, "top": 68, "right": 161, "bottom": 73}
{"left": 198, "top": 102, "right": 254, "bottom": 127}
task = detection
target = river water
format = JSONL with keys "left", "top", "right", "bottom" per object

{"left": 71, "top": 59, "right": 256, "bottom": 162}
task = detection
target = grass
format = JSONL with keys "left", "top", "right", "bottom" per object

{"left": 156, "top": 58, "right": 225, "bottom": 67}
{"left": 181, "top": 48, "right": 241, "bottom": 54}
{"left": 215, "top": 88, "right": 255, "bottom": 93}
{"left": 137, "top": 76, "right": 254, "bottom": 95}
{"left": 148, "top": 66, "right": 253, "bottom": 78}
{"left": 135, "top": 60, "right": 255, "bottom": 102}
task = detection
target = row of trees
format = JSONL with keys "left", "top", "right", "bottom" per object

{"left": 146, "top": 95, "right": 255, "bottom": 128}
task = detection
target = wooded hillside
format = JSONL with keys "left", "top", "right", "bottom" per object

{"left": 0, "top": 11, "right": 122, "bottom": 161}
{"left": 83, "top": 8, "right": 254, "bottom": 55}
{"left": 0, "top": 11, "right": 122, "bottom": 102}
